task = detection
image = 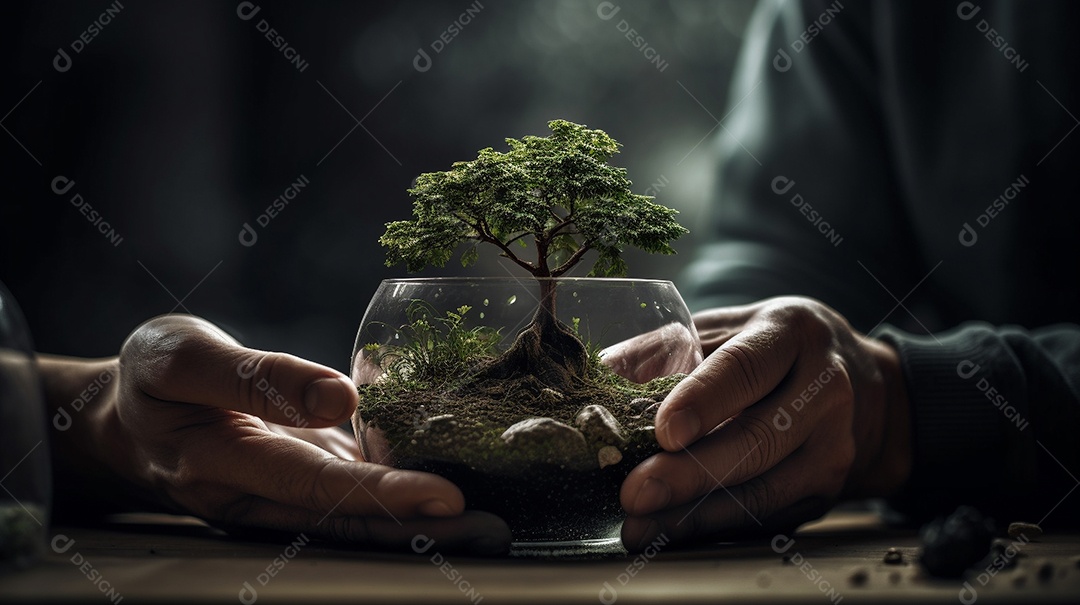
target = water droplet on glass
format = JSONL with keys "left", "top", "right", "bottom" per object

{"left": 507, "top": 295, "right": 517, "bottom": 305}
{"left": 483, "top": 298, "right": 489, "bottom": 306}
{"left": 479, "top": 312, "right": 485, "bottom": 319}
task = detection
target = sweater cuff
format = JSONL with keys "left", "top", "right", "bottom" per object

{"left": 874, "top": 324, "right": 1025, "bottom": 495}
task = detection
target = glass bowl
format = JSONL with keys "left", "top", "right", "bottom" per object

{"left": 350, "top": 277, "right": 701, "bottom": 551}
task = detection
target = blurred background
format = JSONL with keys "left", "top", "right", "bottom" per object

{"left": 0, "top": 0, "right": 757, "bottom": 369}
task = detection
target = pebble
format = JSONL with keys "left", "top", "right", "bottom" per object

{"left": 574, "top": 404, "right": 627, "bottom": 446}
{"left": 414, "top": 412, "right": 457, "bottom": 436}
{"left": 849, "top": 568, "right": 869, "bottom": 587}
{"left": 425, "top": 413, "right": 455, "bottom": 427}
{"left": 416, "top": 415, "right": 460, "bottom": 448}
{"left": 500, "top": 417, "right": 590, "bottom": 469}
{"left": 1036, "top": 560, "right": 1054, "bottom": 583}
{"left": 598, "top": 445, "right": 623, "bottom": 469}
{"left": 629, "top": 397, "right": 655, "bottom": 413}
{"left": 919, "top": 506, "right": 995, "bottom": 578}
{"left": 1007, "top": 521, "right": 1042, "bottom": 541}
{"left": 883, "top": 548, "right": 903, "bottom": 565}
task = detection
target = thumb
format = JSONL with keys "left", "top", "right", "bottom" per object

{"left": 121, "top": 314, "right": 357, "bottom": 427}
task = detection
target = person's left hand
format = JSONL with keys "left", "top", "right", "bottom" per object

{"left": 608, "top": 297, "right": 911, "bottom": 551}
{"left": 42, "top": 314, "right": 512, "bottom": 554}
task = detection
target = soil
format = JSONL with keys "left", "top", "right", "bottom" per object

{"left": 356, "top": 373, "right": 678, "bottom": 470}
{"left": 352, "top": 314, "right": 686, "bottom": 542}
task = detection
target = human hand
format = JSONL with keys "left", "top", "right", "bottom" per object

{"left": 617, "top": 297, "right": 911, "bottom": 550}
{"left": 43, "top": 314, "right": 511, "bottom": 553}
{"left": 599, "top": 321, "right": 703, "bottom": 383}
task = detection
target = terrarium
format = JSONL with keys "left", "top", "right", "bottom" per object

{"left": 350, "top": 120, "right": 698, "bottom": 551}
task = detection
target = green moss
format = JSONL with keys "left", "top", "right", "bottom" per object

{"left": 356, "top": 303, "right": 685, "bottom": 470}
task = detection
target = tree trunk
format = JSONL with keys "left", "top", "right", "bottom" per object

{"left": 474, "top": 279, "right": 588, "bottom": 392}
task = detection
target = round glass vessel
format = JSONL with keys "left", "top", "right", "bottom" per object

{"left": 350, "top": 277, "right": 701, "bottom": 552}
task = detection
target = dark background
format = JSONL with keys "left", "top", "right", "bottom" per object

{"left": 0, "top": 0, "right": 756, "bottom": 370}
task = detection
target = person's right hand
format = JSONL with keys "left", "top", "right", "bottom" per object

{"left": 43, "top": 314, "right": 511, "bottom": 554}
{"left": 602, "top": 298, "right": 910, "bottom": 551}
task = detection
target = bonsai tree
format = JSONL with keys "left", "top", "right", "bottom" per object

{"left": 380, "top": 119, "right": 687, "bottom": 391}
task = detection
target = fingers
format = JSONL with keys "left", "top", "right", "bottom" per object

{"left": 620, "top": 447, "right": 835, "bottom": 551}
{"left": 187, "top": 427, "right": 466, "bottom": 520}
{"left": 655, "top": 315, "right": 800, "bottom": 451}
{"left": 621, "top": 400, "right": 807, "bottom": 516}
{"left": 599, "top": 322, "right": 703, "bottom": 383}
{"left": 691, "top": 304, "right": 760, "bottom": 355}
{"left": 121, "top": 314, "right": 357, "bottom": 427}
{"left": 625, "top": 351, "right": 853, "bottom": 511}
{"left": 228, "top": 501, "right": 512, "bottom": 555}
{"left": 266, "top": 424, "right": 362, "bottom": 461}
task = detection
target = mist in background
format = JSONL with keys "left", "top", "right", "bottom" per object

{"left": 0, "top": 0, "right": 756, "bottom": 370}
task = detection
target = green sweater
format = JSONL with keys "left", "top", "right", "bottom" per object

{"left": 682, "top": 0, "right": 1080, "bottom": 525}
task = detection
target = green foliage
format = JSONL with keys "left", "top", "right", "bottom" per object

{"left": 364, "top": 301, "right": 502, "bottom": 391}
{"left": 380, "top": 119, "right": 688, "bottom": 278}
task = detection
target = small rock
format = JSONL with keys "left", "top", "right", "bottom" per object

{"left": 1008, "top": 521, "right": 1042, "bottom": 541}
{"left": 919, "top": 506, "right": 995, "bottom": 578}
{"left": 425, "top": 413, "right": 455, "bottom": 426}
{"left": 415, "top": 415, "right": 458, "bottom": 443}
{"left": 1036, "top": 560, "right": 1054, "bottom": 583}
{"left": 575, "top": 405, "right": 627, "bottom": 446}
{"left": 630, "top": 398, "right": 656, "bottom": 413}
{"left": 500, "top": 417, "right": 590, "bottom": 470}
{"left": 598, "top": 445, "right": 623, "bottom": 469}
{"left": 849, "top": 568, "right": 869, "bottom": 587}
{"left": 883, "top": 548, "right": 903, "bottom": 565}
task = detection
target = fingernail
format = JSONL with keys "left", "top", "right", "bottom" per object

{"left": 304, "top": 377, "right": 352, "bottom": 421}
{"left": 632, "top": 477, "right": 671, "bottom": 514}
{"left": 418, "top": 499, "right": 455, "bottom": 517}
{"left": 663, "top": 408, "right": 700, "bottom": 449}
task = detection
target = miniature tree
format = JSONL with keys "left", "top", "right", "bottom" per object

{"left": 380, "top": 119, "right": 687, "bottom": 390}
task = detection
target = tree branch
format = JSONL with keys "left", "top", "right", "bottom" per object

{"left": 503, "top": 231, "right": 531, "bottom": 248}
{"left": 545, "top": 208, "right": 577, "bottom": 239}
{"left": 550, "top": 240, "right": 593, "bottom": 277}
{"left": 466, "top": 216, "right": 535, "bottom": 273}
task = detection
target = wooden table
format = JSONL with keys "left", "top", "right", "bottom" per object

{"left": 2, "top": 510, "right": 1079, "bottom": 604}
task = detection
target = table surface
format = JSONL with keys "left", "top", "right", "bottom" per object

{"left": 2, "top": 510, "right": 1079, "bottom": 604}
